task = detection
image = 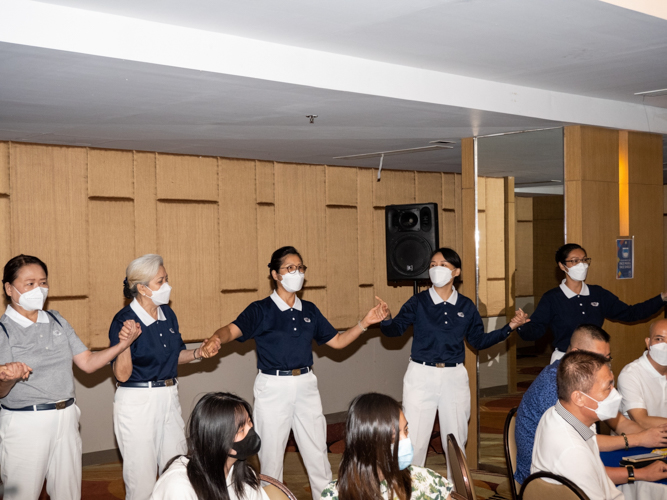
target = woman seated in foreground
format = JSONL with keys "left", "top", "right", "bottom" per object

{"left": 151, "top": 392, "right": 269, "bottom": 500}
{"left": 321, "top": 393, "right": 452, "bottom": 500}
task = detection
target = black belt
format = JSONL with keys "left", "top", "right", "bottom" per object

{"left": 411, "top": 358, "right": 460, "bottom": 368}
{"left": 1, "top": 397, "right": 75, "bottom": 412}
{"left": 118, "top": 378, "right": 177, "bottom": 388}
{"left": 260, "top": 367, "right": 311, "bottom": 376}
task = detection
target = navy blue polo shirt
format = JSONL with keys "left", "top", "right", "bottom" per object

{"left": 517, "top": 281, "right": 664, "bottom": 351}
{"left": 380, "top": 287, "right": 511, "bottom": 364}
{"left": 232, "top": 291, "right": 338, "bottom": 371}
{"left": 109, "top": 300, "right": 186, "bottom": 382}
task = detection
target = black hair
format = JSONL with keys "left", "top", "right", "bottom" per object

{"left": 2, "top": 255, "right": 48, "bottom": 298}
{"left": 557, "top": 351, "right": 609, "bottom": 402}
{"left": 164, "top": 392, "right": 260, "bottom": 500}
{"left": 430, "top": 247, "right": 462, "bottom": 284}
{"left": 555, "top": 244, "right": 586, "bottom": 265}
{"left": 338, "top": 393, "right": 411, "bottom": 500}
{"left": 267, "top": 246, "right": 303, "bottom": 289}
{"left": 572, "top": 324, "right": 610, "bottom": 344}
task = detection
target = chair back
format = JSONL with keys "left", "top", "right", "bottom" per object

{"left": 519, "top": 472, "right": 590, "bottom": 500}
{"left": 503, "top": 407, "right": 520, "bottom": 500}
{"left": 446, "top": 434, "right": 476, "bottom": 500}
{"left": 450, "top": 492, "right": 468, "bottom": 500}
{"left": 260, "top": 474, "right": 298, "bottom": 500}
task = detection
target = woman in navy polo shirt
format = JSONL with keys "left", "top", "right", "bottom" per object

{"left": 205, "top": 246, "right": 386, "bottom": 500}
{"left": 109, "top": 254, "right": 221, "bottom": 500}
{"left": 516, "top": 243, "right": 666, "bottom": 363}
{"left": 377, "top": 247, "right": 528, "bottom": 476}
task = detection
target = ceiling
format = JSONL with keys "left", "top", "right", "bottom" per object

{"left": 0, "top": 0, "right": 666, "bottom": 184}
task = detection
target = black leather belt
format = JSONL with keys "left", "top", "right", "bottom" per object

{"left": 411, "top": 358, "right": 460, "bottom": 368}
{"left": 260, "top": 367, "right": 311, "bottom": 376}
{"left": 118, "top": 378, "right": 177, "bottom": 388}
{"left": 1, "top": 397, "right": 75, "bottom": 411}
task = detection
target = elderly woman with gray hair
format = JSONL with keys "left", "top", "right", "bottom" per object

{"left": 109, "top": 254, "right": 221, "bottom": 500}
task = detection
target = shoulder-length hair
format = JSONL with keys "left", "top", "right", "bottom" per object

{"left": 338, "top": 393, "right": 411, "bottom": 500}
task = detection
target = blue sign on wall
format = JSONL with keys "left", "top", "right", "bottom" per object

{"left": 616, "top": 238, "right": 633, "bottom": 280}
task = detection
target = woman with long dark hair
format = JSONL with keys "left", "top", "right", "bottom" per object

{"left": 321, "top": 393, "right": 452, "bottom": 500}
{"left": 151, "top": 392, "right": 266, "bottom": 500}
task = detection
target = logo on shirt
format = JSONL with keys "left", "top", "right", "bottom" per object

{"left": 53, "top": 330, "right": 62, "bottom": 336}
{"left": 457, "top": 312, "right": 465, "bottom": 317}
{"left": 169, "top": 328, "right": 175, "bottom": 333}
{"left": 304, "top": 317, "right": 311, "bottom": 323}
{"left": 591, "top": 302, "right": 599, "bottom": 307}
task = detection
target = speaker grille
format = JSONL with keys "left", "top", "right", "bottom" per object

{"left": 389, "top": 235, "right": 432, "bottom": 278}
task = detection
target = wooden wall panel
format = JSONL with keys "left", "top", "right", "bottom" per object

{"left": 358, "top": 168, "right": 374, "bottom": 285}
{"left": 477, "top": 211, "right": 488, "bottom": 317}
{"left": 257, "top": 204, "right": 276, "bottom": 297}
{"left": 415, "top": 172, "right": 442, "bottom": 206}
{"left": 358, "top": 286, "right": 376, "bottom": 320}
{"left": 442, "top": 174, "right": 457, "bottom": 210}
{"left": 221, "top": 291, "right": 259, "bottom": 327}
{"left": 326, "top": 166, "right": 357, "bottom": 207}
{"left": 220, "top": 158, "right": 258, "bottom": 291}
{"left": 532, "top": 196, "right": 564, "bottom": 301}
{"left": 134, "top": 152, "right": 158, "bottom": 256}
{"left": 0, "top": 142, "right": 9, "bottom": 195}
{"left": 486, "top": 279, "right": 506, "bottom": 317}
{"left": 516, "top": 197, "right": 533, "bottom": 222}
{"left": 88, "top": 148, "right": 134, "bottom": 199}
{"left": 326, "top": 207, "right": 359, "bottom": 328}
{"left": 256, "top": 160, "right": 275, "bottom": 204}
{"left": 485, "top": 177, "right": 505, "bottom": 280}
{"left": 0, "top": 198, "right": 10, "bottom": 273}
{"left": 88, "top": 200, "right": 135, "bottom": 348}
{"left": 301, "top": 287, "right": 328, "bottom": 318}
{"left": 372, "top": 170, "right": 415, "bottom": 208}
{"left": 156, "top": 154, "right": 218, "bottom": 201}
{"left": 455, "top": 174, "right": 463, "bottom": 255}
{"left": 516, "top": 221, "right": 534, "bottom": 296}
{"left": 157, "top": 202, "right": 219, "bottom": 341}
{"left": 10, "top": 143, "right": 88, "bottom": 297}
{"left": 440, "top": 211, "right": 458, "bottom": 251}
{"left": 48, "top": 298, "right": 90, "bottom": 345}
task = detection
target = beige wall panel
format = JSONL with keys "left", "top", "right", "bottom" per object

{"left": 256, "top": 160, "right": 275, "bottom": 204}
{"left": 88, "top": 200, "right": 135, "bottom": 348}
{"left": 221, "top": 290, "right": 259, "bottom": 327}
{"left": 326, "top": 166, "right": 357, "bottom": 207}
{"left": 440, "top": 211, "right": 458, "bottom": 251}
{"left": 627, "top": 132, "right": 663, "bottom": 186}
{"left": 486, "top": 279, "right": 506, "bottom": 317}
{"left": 0, "top": 198, "right": 10, "bottom": 271}
{"left": 134, "top": 152, "right": 158, "bottom": 255}
{"left": 10, "top": 143, "right": 88, "bottom": 297}
{"left": 664, "top": 186, "right": 667, "bottom": 215}
{"left": 48, "top": 298, "right": 90, "bottom": 346}
{"left": 442, "top": 173, "right": 457, "bottom": 210}
{"left": 415, "top": 172, "right": 442, "bottom": 206}
{"left": 477, "top": 211, "right": 488, "bottom": 317}
{"left": 88, "top": 148, "right": 134, "bottom": 199}
{"left": 0, "top": 142, "right": 9, "bottom": 195}
{"left": 157, "top": 202, "right": 219, "bottom": 342}
{"left": 533, "top": 196, "right": 564, "bottom": 221}
{"left": 477, "top": 176, "right": 486, "bottom": 212}
{"left": 516, "top": 197, "right": 533, "bottom": 222}
{"left": 358, "top": 286, "right": 376, "bottom": 320}
{"left": 257, "top": 204, "right": 276, "bottom": 297}
{"left": 533, "top": 217, "right": 566, "bottom": 300}
{"left": 516, "top": 221, "right": 534, "bottom": 297}
{"left": 372, "top": 170, "right": 415, "bottom": 208}
{"left": 455, "top": 174, "right": 463, "bottom": 255}
{"left": 301, "top": 287, "right": 328, "bottom": 318}
{"left": 581, "top": 126, "right": 619, "bottom": 183}
{"left": 358, "top": 168, "right": 374, "bottom": 285}
{"left": 580, "top": 182, "right": 619, "bottom": 285}
{"left": 485, "top": 177, "right": 505, "bottom": 280}
{"left": 220, "top": 158, "right": 258, "bottom": 291}
{"left": 326, "top": 207, "right": 359, "bottom": 329}
{"left": 156, "top": 154, "right": 218, "bottom": 201}
{"left": 664, "top": 216, "right": 667, "bottom": 289}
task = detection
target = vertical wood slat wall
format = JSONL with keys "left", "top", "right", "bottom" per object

{"left": 1, "top": 141, "right": 463, "bottom": 349}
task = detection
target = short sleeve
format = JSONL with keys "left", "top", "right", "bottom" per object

{"left": 233, "top": 302, "right": 265, "bottom": 341}
{"left": 50, "top": 310, "right": 88, "bottom": 356}
{"left": 108, "top": 316, "right": 124, "bottom": 348}
{"left": 618, "top": 366, "right": 646, "bottom": 413}
{"left": 311, "top": 305, "right": 338, "bottom": 346}
{"left": 0, "top": 326, "right": 12, "bottom": 365}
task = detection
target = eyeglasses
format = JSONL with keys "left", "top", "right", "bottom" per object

{"left": 280, "top": 265, "right": 307, "bottom": 274}
{"left": 564, "top": 257, "right": 592, "bottom": 266}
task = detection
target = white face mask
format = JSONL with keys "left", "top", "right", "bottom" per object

{"left": 581, "top": 388, "right": 622, "bottom": 421}
{"left": 429, "top": 266, "right": 453, "bottom": 288}
{"left": 143, "top": 282, "right": 172, "bottom": 306}
{"left": 566, "top": 263, "right": 588, "bottom": 282}
{"left": 650, "top": 342, "right": 667, "bottom": 366}
{"left": 280, "top": 272, "right": 305, "bottom": 293}
{"left": 13, "top": 285, "right": 48, "bottom": 311}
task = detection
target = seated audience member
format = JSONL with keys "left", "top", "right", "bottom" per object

{"left": 151, "top": 392, "right": 268, "bottom": 500}
{"left": 321, "top": 392, "right": 452, "bottom": 500}
{"left": 515, "top": 324, "right": 667, "bottom": 484}
{"left": 618, "top": 319, "right": 667, "bottom": 427}
{"left": 532, "top": 351, "right": 667, "bottom": 500}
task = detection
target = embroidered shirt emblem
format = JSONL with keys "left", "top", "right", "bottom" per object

{"left": 457, "top": 312, "right": 465, "bottom": 317}
{"left": 169, "top": 328, "right": 175, "bottom": 333}
{"left": 591, "top": 302, "right": 599, "bottom": 307}
{"left": 53, "top": 330, "right": 62, "bottom": 336}
{"left": 304, "top": 317, "right": 311, "bottom": 323}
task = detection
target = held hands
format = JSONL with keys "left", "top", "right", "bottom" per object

{"left": 118, "top": 320, "right": 142, "bottom": 347}
{"left": 375, "top": 296, "right": 391, "bottom": 321}
{"left": 0, "top": 362, "right": 33, "bottom": 382}
{"left": 199, "top": 335, "right": 222, "bottom": 359}
{"left": 359, "top": 297, "right": 390, "bottom": 330}
{"left": 509, "top": 308, "right": 530, "bottom": 330}
{"left": 639, "top": 424, "right": 667, "bottom": 448}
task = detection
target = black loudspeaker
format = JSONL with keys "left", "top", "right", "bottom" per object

{"left": 385, "top": 203, "right": 439, "bottom": 284}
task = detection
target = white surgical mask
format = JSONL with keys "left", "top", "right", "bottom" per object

{"left": 13, "top": 285, "right": 48, "bottom": 311}
{"left": 143, "top": 282, "right": 172, "bottom": 306}
{"left": 429, "top": 266, "right": 453, "bottom": 288}
{"left": 280, "top": 272, "right": 304, "bottom": 293}
{"left": 566, "top": 263, "right": 588, "bottom": 282}
{"left": 581, "top": 388, "right": 622, "bottom": 421}
{"left": 650, "top": 342, "right": 667, "bottom": 366}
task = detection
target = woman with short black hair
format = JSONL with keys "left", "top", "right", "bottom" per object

{"left": 516, "top": 243, "right": 667, "bottom": 363}
{"left": 377, "top": 247, "right": 528, "bottom": 475}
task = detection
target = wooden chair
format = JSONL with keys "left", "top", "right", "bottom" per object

{"left": 519, "top": 472, "right": 590, "bottom": 500}
{"left": 446, "top": 434, "right": 476, "bottom": 500}
{"left": 450, "top": 492, "right": 468, "bottom": 500}
{"left": 503, "top": 407, "right": 520, "bottom": 500}
{"left": 260, "top": 474, "right": 298, "bottom": 500}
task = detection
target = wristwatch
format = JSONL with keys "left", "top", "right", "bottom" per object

{"left": 626, "top": 464, "right": 635, "bottom": 484}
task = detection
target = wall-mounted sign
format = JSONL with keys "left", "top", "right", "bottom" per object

{"left": 616, "top": 237, "right": 634, "bottom": 279}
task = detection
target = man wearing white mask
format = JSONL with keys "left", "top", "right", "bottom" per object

{"left": 517, "top": 243, "right": 667, "bottom": 363}
{"left": 376, "top": 247, "right": 529, "bottom": 478}
{"left": 532, "top": 351, "right": 667, "bottom": 500}
{"left": 618, "top": 319, "right": 667, "bottom": 428}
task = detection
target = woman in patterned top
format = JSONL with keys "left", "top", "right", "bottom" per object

{"left": 321, "top": 393, "right": 452, "bottom": 500}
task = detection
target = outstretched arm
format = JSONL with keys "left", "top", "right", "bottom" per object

{"left": 326, "top": 299, "right": 387, "bottom": 350}
{"left": 74, "top": 320, "right": 142, "bottom": 375}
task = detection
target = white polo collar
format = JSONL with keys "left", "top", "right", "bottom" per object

{"left": 270, "top": 290, "right": 302, "bottom": 311}
{"left": 130, "top": 298, "right": 166, "bottom": 326}
{"left": 559, "top": 279, "right": 590, "bottom": 298}
{"left": 641, "top": 350, "right": 666, "bottom": 379}
{"left": 429, "top": 286, "right": 458, "bottom": 306}
{"left": 4, "top": 305, "right": 49, "bottom": 328}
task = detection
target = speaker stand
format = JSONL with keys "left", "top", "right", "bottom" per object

{"left": 413, "top": 281, "right": 419, "bottom": 296}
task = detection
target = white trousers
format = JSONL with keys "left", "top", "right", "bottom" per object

{"left": 114, "top": 385, "right": 187, "bottom": 500}
{"left": 253, "top": 371, "right": 332, "bottom": 500}
{"left": 0, "top": 404, "right": 82, "bottom": 500}
{"left": 402, "top": 361, "right": 470, "bottom": 478}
